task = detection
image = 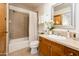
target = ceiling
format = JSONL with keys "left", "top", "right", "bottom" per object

{"left": 10, "top": 3, "right": 46, "bottom": 11}
{"left": 22, "top": 3, "right": 45, "bottom": 9}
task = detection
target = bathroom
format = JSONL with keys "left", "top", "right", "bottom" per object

{"left": 0, "top": 3, "right": 79, "bottom": 56}
{"left": 8, "top": 3, "right": 79, "bottom": 56}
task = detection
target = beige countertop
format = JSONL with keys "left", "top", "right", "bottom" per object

{"left": 39, "top": 34, "right": 79, "bottom": 51}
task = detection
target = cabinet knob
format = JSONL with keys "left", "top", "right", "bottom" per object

{"left": 69, "top": 53, "right": 74, "bottom": 56}
{"left": 5, "top": 31, "right": 8, "bottom": 33}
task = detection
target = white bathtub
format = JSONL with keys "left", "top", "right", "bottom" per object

{"left": 9, "top": 37, "right": 29, "bottom": 53}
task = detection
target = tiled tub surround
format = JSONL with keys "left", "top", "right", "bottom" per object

{"left": 9, "top": 10, "right": 29, "bottom": 39}
{"left": 39, "top": 34, "right": 79, "bottom": 51}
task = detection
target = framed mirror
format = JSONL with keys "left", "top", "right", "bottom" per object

{"left": 52, "top": 3, "right": 76, "bottom": 29}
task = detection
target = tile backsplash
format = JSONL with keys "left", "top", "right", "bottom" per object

{"left": 53, "top": 29, "right": 78, "bottom": 39}
{"left": 53, "top": 30, "right": 68, "bottom": 37}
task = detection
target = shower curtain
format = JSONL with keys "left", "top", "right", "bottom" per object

{"left": 29, "top": 12, "right": 38, "bottom": 41}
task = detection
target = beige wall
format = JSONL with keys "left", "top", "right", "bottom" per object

{"left": 9, "top": 10, "right": 29, "bottom": 39}
{"left": 37, "top": 4, "right": 54, "bottom": 33}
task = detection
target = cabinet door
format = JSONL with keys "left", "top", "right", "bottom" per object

{"left": 40, "top": 42, "right": 50, "bottom": 56}
{"left": 39, "top": 37, "right": 51, "bottom": 56}
{"left": 51, "top": 41, "right": 65, "bottom": 56}
{"left": 0, "top": 4, "right": 6, "bottom": 56}
{"left": 64, "top": 47, "right": 79, "bottom": 56}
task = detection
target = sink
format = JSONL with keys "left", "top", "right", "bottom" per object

{"left": 47, "top": 34, "right": 67, "bottom": 40}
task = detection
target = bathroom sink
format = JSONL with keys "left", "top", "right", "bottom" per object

{"left": 47, "top": 34, "right": 67, "bottom": 40}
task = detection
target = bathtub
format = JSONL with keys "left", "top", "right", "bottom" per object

{"left": 9, "top": 37, "right": 29, "bottom": 53}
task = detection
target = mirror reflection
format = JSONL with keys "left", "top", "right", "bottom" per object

{"left": 53, "top": 3, "right": 75, "bottom": 28}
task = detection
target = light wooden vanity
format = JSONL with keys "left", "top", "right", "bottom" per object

{"left": 39, "top": 36, "right": 79, "bottom": 56}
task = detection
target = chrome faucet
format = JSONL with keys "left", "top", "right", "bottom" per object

{"left": 67, "top": 30, "right": 70, "bottom": 38}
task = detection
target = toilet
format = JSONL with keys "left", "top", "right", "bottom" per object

{"left": 29, "top": 40, "right": 39, "bottom": 55}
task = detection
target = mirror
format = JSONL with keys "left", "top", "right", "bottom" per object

{"left": 52, "top": 3, "right": 75, "bottom": 29}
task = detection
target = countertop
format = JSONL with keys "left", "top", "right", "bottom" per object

{"left": 39, "top": 34, "right": 79, "bottom": 51}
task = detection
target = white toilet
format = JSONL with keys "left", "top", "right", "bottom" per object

{"left": 29, "top": 40, "right": 39, "bottom": 55}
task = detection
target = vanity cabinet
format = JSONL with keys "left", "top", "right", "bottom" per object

{"left": 39, "top": 36, "right": 65, "bottom": 56}
{"left": 39, "top": 36, "right": 79, "bottom": 56}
